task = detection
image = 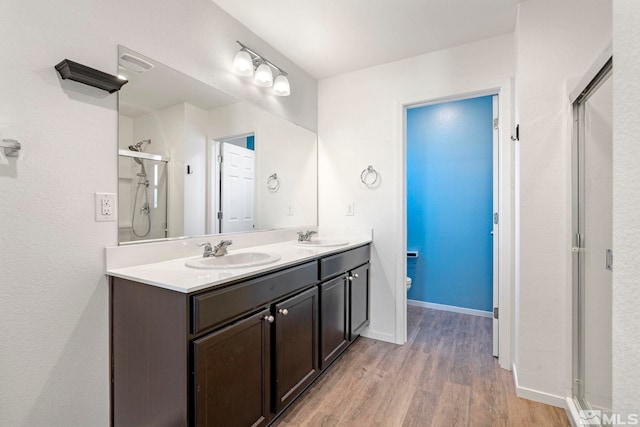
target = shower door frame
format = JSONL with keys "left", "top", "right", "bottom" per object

{"left": 570, "top": 56, "right": 613, "bottom": 414}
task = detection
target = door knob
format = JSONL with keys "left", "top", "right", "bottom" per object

{"left": 263, "top": 315, "right": 275, "bottom": 323}
{"left": 278, "top": 308, "right": 289, "bottom": 316}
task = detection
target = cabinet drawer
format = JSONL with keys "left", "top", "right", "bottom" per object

{"left": 192, "top": 261, "right": 318, "bottom": 335}
{"left": 319, "top": 245, "right": 370, "bottom": 281}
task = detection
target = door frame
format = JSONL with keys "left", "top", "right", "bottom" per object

{"left": 570, "top": 55, "right": 613, "bottom": 412}
{"left": 207, "top": 132, "right": 257, "bottom": 235}
{"left": 395, "top": 79, "right": 515, "bottom": 369}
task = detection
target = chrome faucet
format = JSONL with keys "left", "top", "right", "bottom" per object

{"left": 199, "top": 240, "right": 233, "bottom": 257}
{"left": 297, "top": 230, "right": 317, "bottom": 242}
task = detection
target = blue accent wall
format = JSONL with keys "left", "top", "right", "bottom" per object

{"left": 407, "top": 96, "right": 493, "bottom": 312}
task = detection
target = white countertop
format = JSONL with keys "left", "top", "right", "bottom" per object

{"left": 106, "top": 237, "right": 372, "bottom": 293}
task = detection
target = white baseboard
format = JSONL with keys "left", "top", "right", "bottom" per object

{"left": 360, "top": 328, "right": 397, "bottom": 344}
{"left": 407, "top": 299, "right": 493, "bottom": 318}
{"left": 512, "top": 363, "right": 566, "bottom": 408}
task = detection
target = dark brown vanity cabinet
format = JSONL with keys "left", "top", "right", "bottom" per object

{"left": 319, "top": 276, "right": 349, "bottom": 369}
{"left": 273, "top": 287, "right": 319, "bottom": 412}
{"left": 193, "top": 308, "right": 271, "bottom": 427}
{"left": 349, "top": 263, "right": 370, "bottom": 339}
{"left": 111, "top": 244, "right": 370, "bottom": 427}
{"left": 318, "top": 244, "right": 370, "bottom": 367}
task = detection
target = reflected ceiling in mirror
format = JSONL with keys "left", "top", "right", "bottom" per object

{"left": 117, "top": 46, "right": 317, "bottom": 244}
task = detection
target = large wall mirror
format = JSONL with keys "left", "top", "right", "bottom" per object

{"left": 117, "top": 46, "right": 317, "bottom": 244}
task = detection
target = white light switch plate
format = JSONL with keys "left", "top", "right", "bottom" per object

{"left": 95, "top": 192, "right": 116, "bottom": 222}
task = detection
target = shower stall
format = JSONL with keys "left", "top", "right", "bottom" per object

{"left": 571, "top": 58, "right": 612, "bottom": 423}
{"left": 118, "top": 140, "right": 169, "bottom": 243}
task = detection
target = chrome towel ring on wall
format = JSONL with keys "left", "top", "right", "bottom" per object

{"left": 267, "top": 173, "right": 280, "bottom": 191}
{"left": 360, "top": 165, "right": 379, "bottom": 188}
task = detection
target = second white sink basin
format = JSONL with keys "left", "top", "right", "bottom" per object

{"left": 293, "top": 239, "right": 349, "bottom": 248}
{"left": 185, "top": 252, "right": 281, "bottom": 269}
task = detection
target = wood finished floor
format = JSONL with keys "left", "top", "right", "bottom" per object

{"left": 273, "top": 305, "right": 569, "bottom": 427}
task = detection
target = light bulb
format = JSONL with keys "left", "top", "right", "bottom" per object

{"left": 273, "top": 74, "right": 290, "bottom": 96}
{"left": 254, "top": 62, "right": 273, "bottom": 87}
{"left": 232, "top": 49, "right": 253, "bottom": 77}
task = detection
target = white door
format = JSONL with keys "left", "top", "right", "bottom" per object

{"left": 492, "top": 95, "right": 499, "bottom": 357}
{"left": 220, "top": 142, "right": 255, "bottom": 233}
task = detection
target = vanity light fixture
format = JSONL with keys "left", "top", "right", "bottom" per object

{"left": 232, "top": 48, "right": 253, "bottom": 77}
{"left": 232, "top": 41, "right": 291, "bottom": 96}
{"left": 254, "top": 61, "right": 273, "bottom": 87}
{"left": 273, "top": 74, "right": 291, "bottom": 96}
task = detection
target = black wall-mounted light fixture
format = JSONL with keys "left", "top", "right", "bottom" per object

{"left": 55, "top": 59, "right": 128, "bottom": 94}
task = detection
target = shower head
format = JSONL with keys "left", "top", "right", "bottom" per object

{"left": 128, "top": 139, "right": 151, "bottom": 152}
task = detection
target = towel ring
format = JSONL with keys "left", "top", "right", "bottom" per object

{"left": 360, "top": 165, "right": 379, "bottom": 187}
{"left": 267, "top": 173, "right": 280, "bottom": 191}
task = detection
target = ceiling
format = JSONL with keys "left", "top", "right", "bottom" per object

{"left": 212, "top": 0, "right": 522, "bottom": 79}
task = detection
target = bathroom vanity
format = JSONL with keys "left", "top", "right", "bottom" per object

{"left": 108, "top": 241, "right": 370, "bottom": 426}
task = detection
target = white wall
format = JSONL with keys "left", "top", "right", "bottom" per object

{"left": 612, "top": 0, "right": 640, "bottom": 413}
{"left": 209, "top": 101, "right": 317, "bottom": 231}
{"left": 184, "top": 104, "right": 209, "bottom": 236}
{"left": 514, "top": 0, "right": 611, "bottom": 404}
{"left": 318, "top": 34, "right": 514, "bottom": 343}
{"left": 0, "top": 0, "right": 316, "bottom": 424}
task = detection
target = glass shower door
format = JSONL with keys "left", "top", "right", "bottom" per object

{"left": 573, "top": 61, "right": 612, "bottom": 417}
{"left": 118, "top": 154, "right": 168, "bottom": 243}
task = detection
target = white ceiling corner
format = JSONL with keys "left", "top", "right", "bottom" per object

{"left": 212, "top": 0, "right": 522, "bottom": 79}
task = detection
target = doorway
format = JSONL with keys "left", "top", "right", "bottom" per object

{"left": 208, "top": 134, "right": 256, "bottom": 234}
{"left": 571, "top": 59, "right": 612, "bottom": 418}
{"left": 406, "top": 94, "right": 499, "bottom": 356}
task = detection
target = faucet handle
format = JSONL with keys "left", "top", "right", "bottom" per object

{"left": 198, "top": 242, "right": 212, "bottom": 248}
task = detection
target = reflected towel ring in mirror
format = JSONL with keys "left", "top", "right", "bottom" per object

{"left": 1, "top": 139, "right": 21, "bottom": 158}
{"left": 267, "top": 173, "right": 280, "bottom": 191}
{"left": 360, "top": 165, "right": 379, "bottom": 187}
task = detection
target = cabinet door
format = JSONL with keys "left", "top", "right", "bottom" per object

{"left": 193, "top": 308, "right": 271, "bottom": 427}
{"left": 319, "top": 276, "right": 349, "bottom": 369}
{"left": 349, "top": 263, "right": 370, "bottom": 340}
{"left": 274, "top": 287, "right": 319, "bottom": 413}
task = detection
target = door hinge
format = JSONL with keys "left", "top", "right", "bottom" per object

{"left": 493, "top": 118, "right": 499, "bottom": 130}
{"left": 493, "top": 307, "right": 499, "bottom": 319}
{"left": 217, "top": 154, "right": 223, "bottom": 164}
{"left": 493, "top": 213, "right": 499, "bottom": 225}
{"left": 217, "top": 211, "right": 223, "bottom": 220}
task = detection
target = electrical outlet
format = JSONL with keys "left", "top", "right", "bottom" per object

{"left": 346, "top": 202, "right": 355, "bottom": 216}
{"left": 287, "top": 202, "right": 295, "bottom": 216}
{"left": 95, "top": 192, "right": 116, "bottom": 222}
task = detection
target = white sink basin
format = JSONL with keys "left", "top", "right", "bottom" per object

{"left": 185, "top": 252, "right": 281, "bottom": 269}
{"left": 293, "top": 239, "right": 349, "bottom": 248}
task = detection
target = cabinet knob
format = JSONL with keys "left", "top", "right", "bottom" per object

{"left": 348, "top": 276, "right": 354, "bottom": 281}
{"left": 354, "top": 273, "right": 359, "bottom": 278}
{"left": 263, "top": 315, "right": 275, "bottom": 323}
{"left": 278, "top": 308, "right": 289, "bottom": 316}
